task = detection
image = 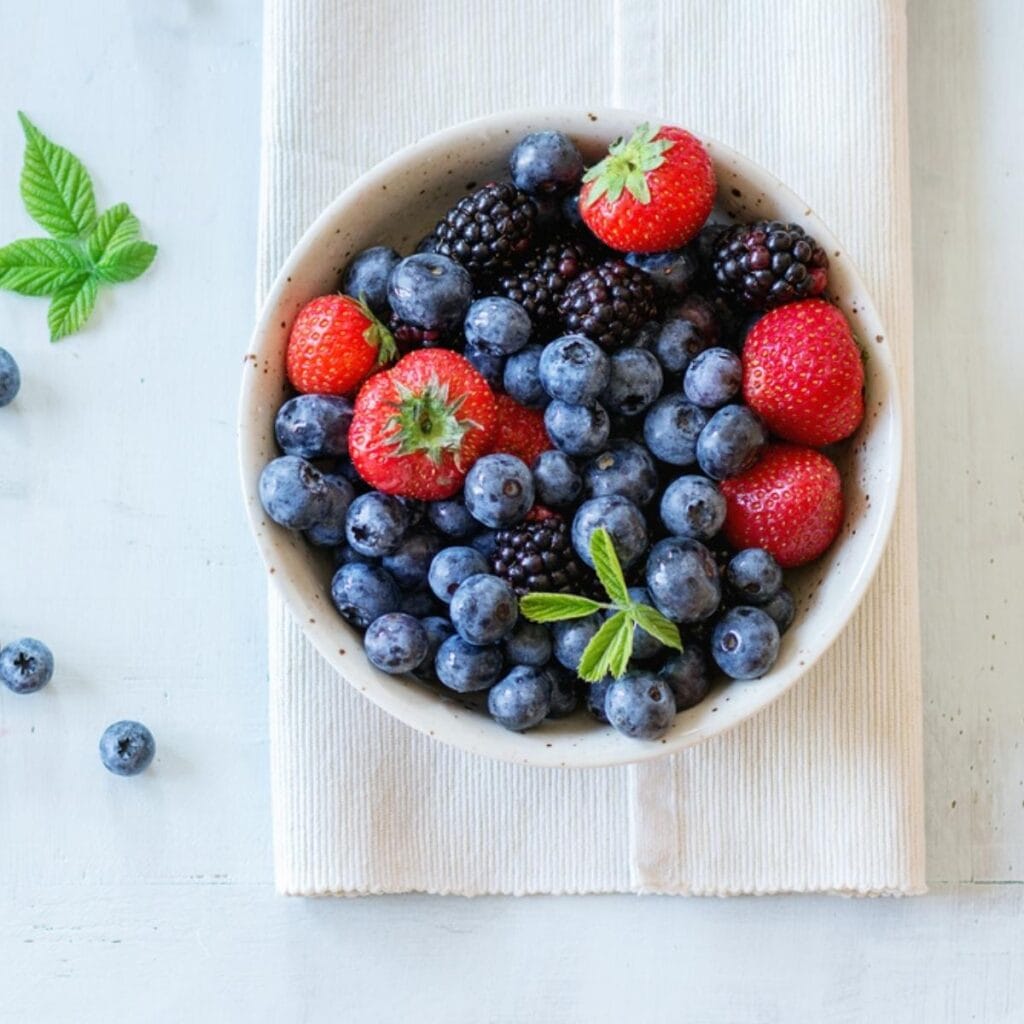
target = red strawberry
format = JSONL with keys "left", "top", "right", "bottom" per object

{"left": 720, "top": 444, "right": 844, "bottom": 568}
{"left": 742, "top": 299, "right": 864, "bottom": 446}
{"left": 286, "top": 294, "right": 396, "bottom": 396}
{"left": 490, "top": 393, "right": 552, "bottom": 466}
{"left": 349, "top": 349, "right": 497, "bottom": 500}
{"left": 579, "top": 124, "right": 716, "bottom": 253}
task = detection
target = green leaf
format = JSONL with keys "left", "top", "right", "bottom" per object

{"left": 519, "top": 592, "right": 606, "bottom": 623}
{"left": 18, "top": 112, "right": 96, "bottom": 239}
{"left": 87, "top": 203, "right": 140, "bottom": 262}
{"left": 588, "top": 527, "right": 630, "bottom": 606}
{"left": 48, "top": 274, "right": 98, "bottom": 341}
{"left": 577, "top": 611, "right": 634, "bottom": 683}
{"left": 95, "top": 240, "right": 157, "bottom": 283}
{"left": 0, "top": 237, "right": 90, "bottom": 296}
{"left": 630, "top": 604, "right": 683, "bottom": 652}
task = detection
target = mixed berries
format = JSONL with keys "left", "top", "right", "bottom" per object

{"left": 259, "top": 123, "right": 868, "bottom": 743}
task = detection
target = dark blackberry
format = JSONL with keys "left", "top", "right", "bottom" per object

{"left": 388, "top": 314, "right": 459, "bottom": 353}
{"left": 496, "top": 239, "right": 591, "bottom": 327}
{"left": 433, "top": 181, "right": 537, "bottom": 276}
{"left": 557, "top": 259, "right": 658, "bottom": 350}
{"left": 492, "top": 514, "right": 593, "bottom": 596}
{"left": 711, "top": 220, "right": 829, "bottom": 310}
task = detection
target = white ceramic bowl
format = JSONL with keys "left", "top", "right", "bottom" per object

{"left": 238, "top": 108, "right": 901, "bottom": 769}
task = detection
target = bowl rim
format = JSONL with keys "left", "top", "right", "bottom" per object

{"left": 238, "top": 106, "right": 903, "bottom": 768}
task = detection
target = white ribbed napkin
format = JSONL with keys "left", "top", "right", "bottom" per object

{"left": 259, "top": 0, "right": 925, "bottom": 896}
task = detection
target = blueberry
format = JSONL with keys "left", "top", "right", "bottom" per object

{"left": 696, "top": 405, "right": 767, "bottom": 480}
{"left": 449, "top": 573, "right": 519, "bottom": 644}
{"left": 711, "top": 606, "right": 781, "bottom": 679}
{"left": 572, "top": 495, "right": 648, "bottom": 569}
{"left": 330, "top": 563, "right": 401, "bottom": 628}
{"left": 396, "top": 497, "right": 428, "bottom": 527}
{"left": 275, "top": 394, "right": 353, "bottom": 459}
{"left": 464, "top": 296, "right": 531, "bottom": 356}
{"left": 364, "top": 613, "right": 429, "bottom": 674}
{"left": 586, "top": 679, "right": 612, "bottom": 722}
{"left": 487, "top": 666, "right": 552, "bottom": 731}
{"left": 415, "top": 616, "right": 455, "bottom": 679}
{"left": 605, "top": 672, "right": 675, "bottom": 740}
{"left": 341, "top": 246, "right": 400, "bottom": 314}
{"left": 304, "top": 476, "right": 357, "bottom": 546}
{"left": 650, "top": 318, "right": 709, "bottom": 374}
{"left": 468, "top": 529, "right": 499, "bottom": 561}
{"left": 725, "top": 548, "right": 783, "bottom": 605}
{"left": 760, "top": 586, "right": 796, "bottom": 634}
{"left": 552, "top": 614, "right": 601, "bottom": 672}
{"left": 382, "top": 530, "right": 443, "bottom": 589}
{"left": 561, "top": 192, "right": 584, "bottom": 230}
{"left": 544, "top": 400, "right": 610, "bottom": 457}
{"left": 546, "top": 666, "right": 579, "bottom": 718}
{"left": 0, "top": 638, "right": 54, "bottom": 694}
{"left": 504, "top": 345, "right": 548, "bottom": 408}
{"left": 583, "top": 439, "right": 658, "bottom": 507}
{"left": 414, "top": 234, "right": 437, "bottom": 255}
{"left": 599, "top": 347, "right": 663, "bottom": 418}
{"left": 345, "top": 491, "right": 409, "bottom": 556}
{"left": 428, "top": 546, "right": 490, "bottom": 603}
{"left": 259, "top": 456, "right": 335, "bottom": 530}
{"left": 435, "top": 634, "right": 503, "bottom": 692}
{"left": 503, "top": 621, "right": 552, "bottom": 667}
{"left": 624, "top": 248, "right": 699, "bottom": 298}
{"left": 659, "top": 647, "right": 710, "bottom": 711}
{"left": 333, "top": 542, "right": 376, "bottom": 569}
{"left": 645, "top": 537, "right": 721, "bottom": 623}
{"left": 643, "top": 394, "right": 708, "bottom": 466}
{"left": 463, "top": 454, "right": 534, "bottom": 528}
{"left": 0, "top": 347, "right": 20, "bottom": 406}
{"left": 659, "top": 475, "right": 726, "bottom": 542}
{"left": 532, "top": 449, "right": 582, "bottom": 508}
{"left": 509, "top": 130, "right": 584, "bottom": 195}
{"left": 683, "top": 347, "right": 742, "bottom": 408}
{"left": 428, "top": 497, "right": 478, "bottom": 538}
{"left": 99, "top": 721, "right": 156, "bottom": 776}
{"left": 387, "top": 253, "right": 473, "bottom": 332}
{"left": 399, "top": 588, "right": 441, "bottom": 618}
{"left": 463, "top": 342, "right": 506, "bottom": 391}
{"left": 538, "top": 335, "right": 610, "bottom": 405}
{"left": 608, "top": 587, "right": 663, "bottom": 660}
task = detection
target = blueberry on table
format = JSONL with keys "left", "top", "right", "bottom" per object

{"left": 0, "top": 638, "right": 54, "bottom": 694}
{"left": 364, "top": 613, "right": 429, "bottom": 674}
{"left": 605, "top": 672, "right": 676, "bottom": 740}
{"left": 341, "top": 245, "right": 400, "bottom": 314}
{"left": 645, "top": 537, "right": 721, "bottom": 624}
{"left": 552, "top": 614, "right": 602, "bottom": 673}
{"left": 571, "top": 495, "right": 648, "bottom": 570}
{"left": 99, "top": 721, "right": 155, "bottom": 776}
{"left": 725, "top": 548, "right": 783, "bottom": 605}
{"left": 683, "top": 347, "right": 743, "bottom": 409}
{"left": 711, "top": 606, "right": 781, "bottom": 680}
{"left": 275, "top": 394, "right": 354, "bottom": 460}
{"left": 583, "top": 439, "right": 658, "bottom": 507}
{"left": 599, "top": 346, "right": 664, "bottom": 418}
{"left": 449, "top": 573, "right": 519, "bottom": 645}
{"left": 532, "top": 449, "right": 583, "bottom": 508}
{"left": 428, "top": 546, "right": 490, "bottom": 604}
{"left": 643, "top": 393, "right": 708, "bottom": 467}
{"left": 381, "top": 530, "right": 444, "bottom": 590}
{"left": 464, "top": 296, "right": 532, "bottom": 356}
{"left": 695, "top": 404, "right": 767, "bottom": 480}
{"left": 659, "top": 475, "right": 726, "bottom": 542}
{"left": 435, "top": 635, "right": 503, "bottom": 693}
{"left": 330, "top": 563, "right": 401, "bottom": 629}
{"left": 259, "top": 455, "right": 336, "bottom": 530}
{"left": 509, "top": 130, "right": 584, "bottom": 196}
{"left": 659, "top": 647, "right": 711, "bottom": 711}
{"left": 504, "top": 345, "right": 548, "bottom": 409}
{"left": 387, "top": 253, "right": 473, "bottom": 332}
{"left": 0, "top": 347, "right": 21, "bottom": 406}
{"left": 345, "top": 491, "right": 409, "bottom": 557}
{"left": 760, "top": 586, "right": 796, "bottom": 634}
{"left": 463, "top": 454, "right": 534, "bottom": 529}
{"left": 503, "top": 621, "right": 553, "bottom": 668}
{"left": 487, "top": 666, "right": 552, "bottom": 732}
{"left": 428, "top": 497, "right": 478, "bottom": 538}
{"left": 543, "top": 399, "right": 610, "bottom": 457}
{"left": 538, "top": 334, "right": 610, "bottom": 406}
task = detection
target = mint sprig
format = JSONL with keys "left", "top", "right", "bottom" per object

{"left": 519, "top": 527, "right": 683, "bottom": 683}
{"left": 0, "top": 113, "right": 157, "bottom": 341}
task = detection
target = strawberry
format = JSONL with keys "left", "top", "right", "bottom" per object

{"left": 742, "top": 299, "right": 864, "bottom": 446}
{"left": 579, "top": 123, "right": 716, "bottom": 253}
{"left": 286, "top": 294, "right": 396, "bottom": 396}
{"left": 490, "top": 393, "right": 552, "bottom": 466}
{"left": 349, "top": 349, "right": 497, "bottom": 500}
{"left": 720, "top": 444, "right": 844, "bottom": 568}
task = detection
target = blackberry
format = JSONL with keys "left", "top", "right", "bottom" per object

{"left": 388, "top": 313, "right": 458, "bottom": 353}
{"left": 433, "top": 181, "right": 537, "bottom": 276}
{"left": 492, "top": 514, "right": 593, "bottom": 596}
{"left": 496, "top": 239, "right": 591, "bottom": 327}
{"left": 711, "top": 220, "right": 829, "bottom": 310}
{"left": 557, "top": 259, "right": 657, "bottom": 350}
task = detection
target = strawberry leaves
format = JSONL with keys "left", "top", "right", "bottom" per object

{"left": 519, "top": 527, "right": 682, "bottom": 683}
{"left": 581, "top": 123, "right": 674, "bottom": 207}
{"left": 0, "top": 113, "right": 157, "bottom": 341}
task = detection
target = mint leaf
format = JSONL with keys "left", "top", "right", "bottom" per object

{"left": 519, "top": 593, "right": 606, "bottom": 623}
{"left": 577, "top": 610, "right": 634, "bottom": 683}
{"left": 0, "top": 238, "right": 90, "bottom": 296}
{"left": 95, "top": 240, "right": 157, "bottom": 284}
{"left": 18, "top": 112, "right": 96, "bottom": 240}
{"left": 87, "top": 203, "right": 139, "bottom": 262}
{"left": 588, "top": 527, "right": 630, "bottom": 607}
{"left": 630, "top": 604, "right": 683, "bottom": 652}
{"left": 48, "top": 275, "right": 98, "bottom": 341}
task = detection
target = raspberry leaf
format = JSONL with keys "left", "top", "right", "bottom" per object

{"left": 519, "top": 593, "right": 606, "bottom": 623}
{"left": 0, "top": 237, "right": 90, "bottom": 296}
{"left": 95, "top": 240, "right": 158, "bottom": 284}
{"left": 18, "top": 112, "right": 96, "bottom": 240}
{"left": 87, "top": 203, "right": 140, "bottom": 263}
{"left": 48, "top": 274, "right": 98, "bottom": 342}
{"left": 588, "top": 527, "right": 630, "bottom": 606}
{"left": 630, "top": 604, "right": 683, "bottom": 652}
{"left": 577, "top": 610, "right": 633, "bottom": 683}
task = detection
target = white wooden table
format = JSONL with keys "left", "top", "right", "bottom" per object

{"left": 1, "top": 1, "right": 1021, "bottom": 1020}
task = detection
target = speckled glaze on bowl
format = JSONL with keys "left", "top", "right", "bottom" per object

{"left": 238, "top": 108, "right": 901, "bottom": 769}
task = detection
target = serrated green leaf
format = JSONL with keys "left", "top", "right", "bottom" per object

{"left": 519, "top": 592, "right": 606, "bottom": 623}
{"left": 18, "top": 112, "right": 96, "bottom": 239}
{"left": 589, "top": 527, "right": 630, "bottom": 606}
{"left": 577, "top": 611, "right": 633, "bottom": 683}
{"left": 87, "top": 203, "right": 140, "bottom": 262}
{"left": 630, "top": 604, "right": 683, "bottom": 652}
{"left": 48, "top": 274, "right": 98, "bottom": 341}
{"left": 0, "top": 237, "right": 90, "bottom": 296}
{"left": 95, "top": 240, "right": 157, "bottom": 284}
